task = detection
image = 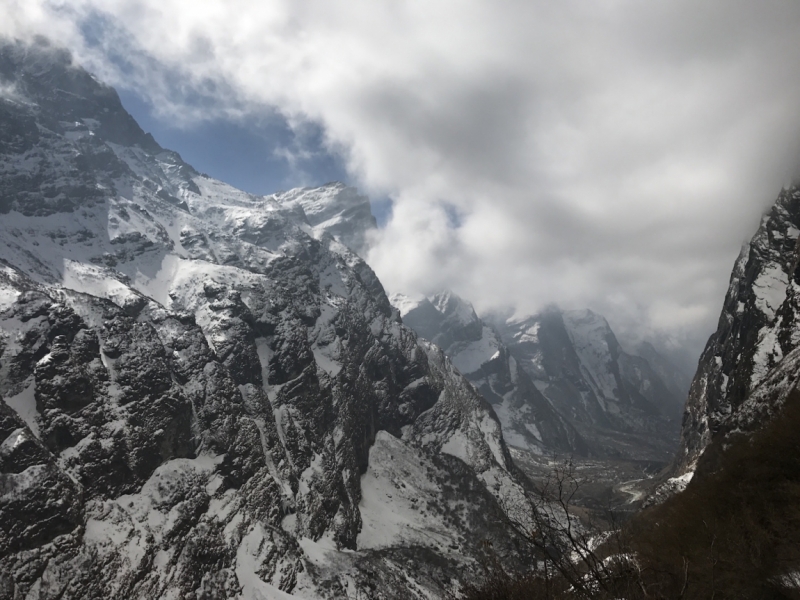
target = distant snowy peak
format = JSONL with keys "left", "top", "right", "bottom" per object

{"left": 389, "top": 290, "right": 479, "bottom": 326}
{"left": 562, "top": 309, "right": 617, "bottom": 354}
{"left": 392, "top": 290, "right": 483, "bottom": 352}
{"left": 395, "top": 290, "right": 500, "bottom": 375}
{"left": 394, "top": 292, "right": 585, "bottom": 455}
{"left": 430, "top": 290, "right": 481, "bottom": 327}
{"left": 388, "top": 292, "right": 426, "bottom": 318}
{"left": 274, "top": 182, "right": 376, "bottom": 256}
{"left": 493, "top": 305, "right": 684, "bottom": 460}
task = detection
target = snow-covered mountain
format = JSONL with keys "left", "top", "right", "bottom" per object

{"left": 392, "top": 291, "right": 586, "bottom": 455}
{"left": 0, "top": 38, "right": 535, "bottom": 599}
{"left": 391, "top": 290, "right": 684, "bottom": 461}
{"left": 491, "top": 307, "right": 683, "bottom": 461}
{"left": 276, "top": 183, "right": 376, "bottom": 258}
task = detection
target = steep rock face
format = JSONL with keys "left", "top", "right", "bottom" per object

{"left": 492, "top": 307, "right": 682, "bottom": 461}
{"left": 394, "top": 292, "right": 585, "bottom": 455}
{"left": 0, "top": 39, "right": 531, "bottom": 599}
{"left": 0, "top": 396, "right": 83, "bottom": 558}
{"left": 676, "top": 186, "right": 800, "bottom": 477}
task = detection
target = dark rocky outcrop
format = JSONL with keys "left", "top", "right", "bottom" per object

{"left": 676, "top": 186, "right": 800, "bottom": 477}
{"left": 0, "top": 38, "right": 532, "bottom": 599}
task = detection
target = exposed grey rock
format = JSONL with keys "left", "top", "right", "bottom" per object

{"left": 674, "top": 185, "right": 800, "bottom": 476}
{"left": 0, "top": 38, "right": 533, "bottom": 599}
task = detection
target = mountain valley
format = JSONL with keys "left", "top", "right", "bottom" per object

{"left": 2, "top": 35, "right": 800, "bottom": 600}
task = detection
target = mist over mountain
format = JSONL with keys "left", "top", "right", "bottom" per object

{"left": 6, "top": 1, "right": 800, "bottom": 381}
{"left": 392, "top": 291, "right": 686, "bottom": 462}
{"left": 4, "top": 20, "right": 800, "bottom": 600}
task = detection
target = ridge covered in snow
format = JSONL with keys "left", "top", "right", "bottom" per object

{"left": 0, "top": 38, "right": 534, "bottom": 599}
{"left": 274, "top": 182, "right": 377, "bottom": 257}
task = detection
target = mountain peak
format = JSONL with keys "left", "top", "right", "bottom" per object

{"left": 429, "top": 289, "right": 480, "bottom": 326}
{"left": 388, "top": 291, "right": 427, "bottom": 317}
{"left": 0, "top": 41, "right": 529, "bottom": 598}
{"left": 0, "top": 37, "right": 162, "bottom": 155}
{"left": 274, "top": 182, "right": 376, "bottom": 256}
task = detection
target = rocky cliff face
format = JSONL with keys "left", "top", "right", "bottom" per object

{"left": 0, "top": 38, "right": 533, "bottom": 599}
{"left": 675, "top": 186, "right": 800, "bottom": 480}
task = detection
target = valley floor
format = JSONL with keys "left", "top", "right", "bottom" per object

{"left": 509, "top": 446, "right": 666, "bottom": 526}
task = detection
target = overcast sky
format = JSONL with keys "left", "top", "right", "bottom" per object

{"left": 5, "top": 0, "right": 800, "bottom": 370}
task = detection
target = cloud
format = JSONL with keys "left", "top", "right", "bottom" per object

{"left": 5, "top": 0, "right": 800, "bottom": 363}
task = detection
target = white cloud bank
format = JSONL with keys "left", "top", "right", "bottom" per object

{"left": 4, "top": 0, "right": 800, "bottom": 364}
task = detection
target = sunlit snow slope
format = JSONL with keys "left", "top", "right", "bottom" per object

{"left": 0, "top": 38, "right": 534, "bottom": 600}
